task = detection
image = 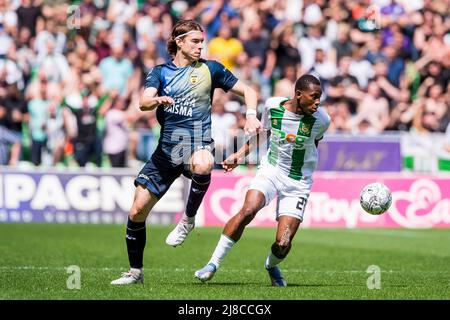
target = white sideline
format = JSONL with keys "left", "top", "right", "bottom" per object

{"left": 2, "top": 266, "right": 446, "bottom": 273}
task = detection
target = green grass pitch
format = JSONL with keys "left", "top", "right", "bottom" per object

{"left": 0, "top": 224, "right": 449, "bottom": 300}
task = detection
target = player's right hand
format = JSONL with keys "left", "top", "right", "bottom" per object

{"left": 221, "top": 153, "right": 241, "bottom": 172}
{"left": 244, "top": 115, "right": 262, "bottom": 136}
{"left": 156, "top": 96, "right": 174, "bottom": 105}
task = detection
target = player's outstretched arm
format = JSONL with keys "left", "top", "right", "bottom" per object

{"left": 222, "top": 131, "right": 270, "bottom": 172}
{"left": 139, "top": 87, "right": 174, "bottom": 111}
{"left": 228, "top": 80, "right": 262, "bottom": 136}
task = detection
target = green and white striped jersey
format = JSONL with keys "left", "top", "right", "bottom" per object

{"left": 261, "top": 97, "right": 330, "bottom": 180}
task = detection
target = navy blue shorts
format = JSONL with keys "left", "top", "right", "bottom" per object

{"left": 134, "top": 143, "right": 213, "bottom": 199}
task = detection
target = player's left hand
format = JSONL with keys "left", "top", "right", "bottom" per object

{"left": 221, "top": 153, "right": 241, "bottom": 172}
{"left": 244, "top": 116, "right": 262, "bottom": 136}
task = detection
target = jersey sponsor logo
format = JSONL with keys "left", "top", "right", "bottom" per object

{"left": 285, "top": 134, "right": 297, "bottom": 143}
{"left": 272, "top": 129, "right": 307, "bottom": 149}
{"left": 164, "top": 104, "right": 193, "bottom": 117}
{"left": 163, "top": 92, "right": 195, "bottom": 117}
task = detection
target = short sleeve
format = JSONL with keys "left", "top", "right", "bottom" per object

{"left": 445, "top": 123, "right": 450, "bottom": 143}
{"left": 262, "top": 97, "right": 287, "bottom": 131}
{"left": 145, "top": 66, "right": 162, "bottom": 89}
{"left": 205, "top": 60, "right": 238, "bottom": 92}
{"left": 315, "top": 111, "right": 331, "bottom": 141}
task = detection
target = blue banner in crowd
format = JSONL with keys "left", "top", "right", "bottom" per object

{"left": 0, "top": 168, "right": 187, "bottom": 224}
{"left": 317, "top": 135, "right": 402, "bottom": 172}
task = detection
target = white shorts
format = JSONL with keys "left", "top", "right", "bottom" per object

{"left": 248, "top": 160, "right": 313, "bottom": 222}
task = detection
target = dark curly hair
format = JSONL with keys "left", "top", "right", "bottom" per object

{"left": 295, "top": 74, "right": 321, "bottom": 92}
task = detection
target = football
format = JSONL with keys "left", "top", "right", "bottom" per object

{"left": 360, "top": 182, "right": 392, "bottom": 215}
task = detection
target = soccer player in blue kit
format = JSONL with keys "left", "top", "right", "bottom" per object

{"left": 111, "top": 20, "right": 261, "bottom": 284}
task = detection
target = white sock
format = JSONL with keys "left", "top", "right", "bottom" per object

{"left": 265, "top": 251, "right": 284, "bottom": 269}
{"left": 130, "top": 267, "right": 142, "bottom": 275}
{"left": 208, "top": 234, "right": 236, "bottom": 268}
{"left": 181, "top": 212, "right": 195, "bottom": 224}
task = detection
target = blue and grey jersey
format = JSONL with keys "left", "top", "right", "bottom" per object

{"left": 145, "top": 59, "right": 238, "bottom": 159}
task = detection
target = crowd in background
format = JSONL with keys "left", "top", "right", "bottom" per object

{"left": 0, "top": 0, "right": 449, "bottom": 168}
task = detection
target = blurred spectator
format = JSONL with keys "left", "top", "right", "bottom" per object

{"left": 243, "top": 21, "right": 275, "bottom": 100}
{"left": 35, "top": 18, "right": 66, "bottom": 58}
{"left": 92, "top": 28, "right": 111, "bottom": 64}
{"left": 36, "top": 38, "right": 70, "bottom": 83}
{"left": 66, "top": 37, "right": 98, "bottom": 77}
{"left": 274, "top": 65, "right": 296, "bottom": 97}
{"left": 0, "top": 111, "right": 21, "bottom": 165}
{"left": 0, "top": 42, "right": 23, "bottom": 88}
{"left": 382, "top": 44, "right": 405, "bottom": 87}
{"left": 44, "top": 85, "right": 72, "bottom": 166}
{"left": 1, "top": 83, "right": 26, "bottom": 155}
{"left": 271, "top": 23, "right": 301, "bottom": 77}
{"left": 373, "top": 58, "right": 409, "bottom": 106}
{"left": 211, "top": 91, "right": 237, "bottom": 165}
{"left": 27, "top": 77, "right": 49, "bottom": 165}
{"left": 0, "top": 0, "right": 448, "bottom": 169}
{"left": 135, "top": 4, "right": 157, "bottom": 52}
{"left": 324, "top": 2, "right": 347, "bottom": 42}
{"left": 323, "top": 99, "right": 352, "bottom": 133}
{"left": 327, "top": 56, "right": 363, "bottom": 114}
{"left": 309, "top": 48, "right": 337, "bottom": 89}
{"left": 15, "top": 27, "right": 35, "bottom": 84}
{"left": 16, "top": 0, "right": 43, "bottom": 38}
{"left": 67, "top": 87, "right": 111, "bottom": 168}
{"left": 387, "top": 101, "right": 416, "bottom": 131}
{"left": 106, "top": 0, "right": 137, "bottom": 47}
{"left": 351, "top": 80, "right": 390, "bottom": 133}
{"left": 330, "top": 23, "right": 354, "bottom": 65}
{"left": 208, "top": 23, "right": 243, "bottom": 71}
{"left": 298, "top": 24, "right": 331, "bottom": 74}
{"left": 0, "top": 80, "right": 22, "bottom": 165}
{"left": 132, "top": 109, "right": 159, "bottom": 165}
{"left": 200, "top": 0, "right": 238, "bottom": 40}
{"left": 137, "top": 40, "right": 164, "bottom": 87}
{"left": 0, "top": 18, "right": 14, "bottom": 56}
{"left": 380, "top": 0, "right": 406, "bottom": 23}
{"left": 303, "top": 0, "right": 324, "bottom": 26}
{"left": 78, "top": 0, "right": 99, "bottom": 43}
{"left": 103, "top": 95, "right": 135, "bottom": 167}
{"left": 0, "top": 0, "right": 18, "bottom": 37}
{"left": 413, "top": 81, "right": 449, "bottom": 133}
{"left": 99, "top": 44, "right": 133, "bottom": 97}
{"left": 348, "top": 45, "right": 374, "bottom": 89}
{"left": 364, "top": 33, "right": 385, "bottom": 64}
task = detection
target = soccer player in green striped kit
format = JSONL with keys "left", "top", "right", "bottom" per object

{"left": 195, "top": 74, "right": 330, "bottom": 286}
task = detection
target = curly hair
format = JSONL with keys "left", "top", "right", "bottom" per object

{"left": 295, "top": 74, "right": 321, "bottom": 92}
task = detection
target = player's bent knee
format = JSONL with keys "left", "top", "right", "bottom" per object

{"left": 241, "top": 206, "right": 258, "bottom": 220}
{"left": 192, "top": 162, "right": 213, "bottom": 175}
{"left": 129, "top": 207, "right": 149, "bottom": 222}
{"left": 190, "top": 150, "right": 214, "bottom": 174}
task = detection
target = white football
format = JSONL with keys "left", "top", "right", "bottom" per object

{"left": 360, "top": 182, "right": 392, "bottom": 215}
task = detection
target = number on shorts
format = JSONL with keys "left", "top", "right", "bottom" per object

{"left": 296, "top": 197, "right": 307, "bottom": 212}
